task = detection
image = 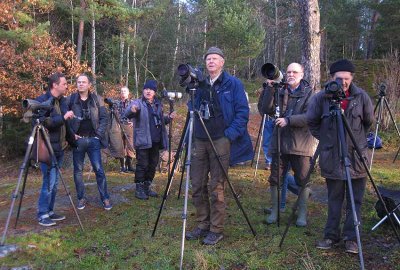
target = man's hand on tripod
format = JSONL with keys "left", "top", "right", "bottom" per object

{"left": 64, "top": 110, "right": 75, "bottom": 120}
{"left": 275, "top": 117, "right": 288, "bottom": 127}
{"left": 169, "top": 111, "right": 177, "bottom": 119}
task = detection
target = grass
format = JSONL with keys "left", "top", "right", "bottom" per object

{"left": 1, "top": 151, "right": 400, "bottom": 269}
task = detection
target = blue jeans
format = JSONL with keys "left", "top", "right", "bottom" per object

{"left": 73, "top": 137, "right": 109, "bottom": 202}
{"left": 262, "top": 117, "right": 275, "bottom": 165}
{"left": 281, "top": 173, "right": 300, "bottom": 209}
{"left": 37, "top": 153, "right": 64, "bottom": 219}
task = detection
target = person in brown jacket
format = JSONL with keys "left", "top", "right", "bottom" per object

{"left": 261, "top": 62, "right": 316, "bottom": 227}
{"left": 307, "top": 59, "right": 374, "bottom": 254}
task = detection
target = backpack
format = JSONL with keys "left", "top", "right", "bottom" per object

{"left": 367, "top": 132, "right": 383, "bottom": 149}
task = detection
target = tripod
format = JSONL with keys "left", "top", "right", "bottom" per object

{"left": 151, "top": 88, "right": 256, "bottom": 270}
{"left": 252, "top": 114, "right": 266, "bottom": 179}
{"left": 369, "top": 88, "right": 400, "bottom": 168}
{"left": 1, "top": 119, "right": 84, "bottom": 249}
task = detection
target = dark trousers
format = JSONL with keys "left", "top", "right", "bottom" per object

{"left": 190, "top": 137, "right": 230, "bottom": 234}
{"left": 324, "top": 178, "right": 367, "bottom": 242}
{"left": 269, "top": 153, "right": 311, "bottom": 187}
{"left": 135, "top": 143, "right": 160, "bottom": 183}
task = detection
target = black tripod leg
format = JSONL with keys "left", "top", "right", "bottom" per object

{"left": 152, "top": 113, "right": 190, "bottom": 237}
{"left": 336, "top": 111, "right": 364, "bottom": 270}
{"left": 251, "top": 114, "right": 265, "bottom": 167}
{"left": 381, "top": 98, "right": 400, "bottom": 163}
{"left": 177, "top": 144, "right": 188, "bottom": 200}
{"left": 279, "top": 145, "right": 320, "bottom": 248}
{"left": 276, "top": 127, "right": 281, "bottom": 227}
{"left": 14, "top": 165, "right": 30, "bottom": 228}
{"left": 40, "top": 127, "right": 84, "bottom": 231}
{"left": 370, "top": 97, "right": 383, "bottom": 170}
{"left": 1, "top": 125, "right": 38, "bottom": 246}
{"left": 342, "top": 113, "right": 400, "bottom": 244}
{"left": 196, "top": 112, "right": 256, "bottom": 236}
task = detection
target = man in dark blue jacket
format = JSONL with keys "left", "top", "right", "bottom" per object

{"left": 185, "top": 47, "right": 253, "bottom": 245}
{"left": 35, "top": 72, "right": 75, "bottom": 226}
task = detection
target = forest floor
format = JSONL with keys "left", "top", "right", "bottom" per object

{"left": 0, "top": 107, "right": 400, "bottom": 270}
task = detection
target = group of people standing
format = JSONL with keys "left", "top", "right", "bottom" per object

{"left": 32, "top": 46, "right": 374, "bottom": 254}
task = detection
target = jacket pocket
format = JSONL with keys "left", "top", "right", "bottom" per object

{"left": 319, "top": 146, "right": 334, "bottom": 174}
{"left": 351, "top": 108, "right": 362, "bottom": 132}
{"left": 352, "top": 148, "right": 368, "bottom": 175}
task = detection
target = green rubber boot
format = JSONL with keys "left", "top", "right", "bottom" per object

{"left": 296, "top": 187, "right": 311, "bottom": 227}
{"left": 266, "top": 186, "right": 278, "bottom": 224}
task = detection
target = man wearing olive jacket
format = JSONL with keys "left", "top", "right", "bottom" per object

{"left": 307, "top": 59, "right": 374, "bottom": 254}
{"left": 261, "top": 62, "right": 316, "bottom": 227}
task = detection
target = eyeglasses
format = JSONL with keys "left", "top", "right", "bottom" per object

{"left": 286, "top": 71, "right": 302, "bottom": 74}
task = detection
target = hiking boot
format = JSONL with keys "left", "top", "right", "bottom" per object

{"left": 144, "top": 181, "right": 158, "bottom": 198}
{"left": 202, "top": 231, "right": 224, "bottom": 245}
{"left": 296, "top": 187, "right": 311, "bottom": 227}
{"left": 316, "top": 239, "right": 337, "bottom": 250}
{"left": 119, "top": 158, "right": 127, "bottom": 173}
{"left": 135, "top": 183, "right": 149, "bottom": 200}
{"left": 39, "top": 217, "right": 56, "bottom": 227}
{"left": 345, "top": 241, "right": 359, "bottom": 254}
{"left": 185, "top": 227, "right": 209, "bottom": 240}
{"left": 266, "top": 186, "right": 278, "bottom": 224}
{"left": 103, "top": 199, "right": 112, "bottom": 210}
{"left": 49, "top": 213, "right": 66, "bottom": 221}
{"left": 125, "top": 157, "right": 135, "bottom": 172}
{"left": 77, "top": 199, "right": 86, "bottom": 210}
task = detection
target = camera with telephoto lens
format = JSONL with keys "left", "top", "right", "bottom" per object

{"left": 261, "top": 63, "right": 285, "bottom": 84}
{"left": 104, "top": 98, "right": 118, "bottom": 108}
{"left": 324, "top": 78, "right": 346, "bottom": 101}
{"left": 177, "top": 64, "right": 204, "bottom": 88}
{"left": 22, "top": 98, "right": 53, "bottom": 113}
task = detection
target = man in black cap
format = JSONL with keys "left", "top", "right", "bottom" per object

{"left": 307, "top": 59, "right": 374, "bottom": 254}
{"left": 125, "top": 80, "right": 176, "bottom": 200}
{"left": 185, "top": 46, "right": 253, "bottom": 245}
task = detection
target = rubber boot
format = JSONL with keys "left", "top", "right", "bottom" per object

{"left": 296, "top": 187, "right": 311, "bottom": 227}
{"left": 119, "top": 158, "right": 127, "bottom": 173}
{"left": 266, "top": 186, "right": 278, "bottom": 224}
{"left": 144, "top": 181, "right": 158, "bottom": 197}
{"left": 135, "top": 183, "right": 149, "bottom": 200}
{"left": 125, "top": 156, "right": 135, "bottom": 172}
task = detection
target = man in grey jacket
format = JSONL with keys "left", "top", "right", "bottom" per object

{"left": 307, "top": 59, "right": 374, "bottom": 254}
{"left": 125, "top": 80, "right": 176, "bottom": 200}
{"left": 261, "top": 62, "right": 315, "bottom": 227}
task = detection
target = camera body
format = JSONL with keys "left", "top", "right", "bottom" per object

{"left": 324, "top": 78, "right": 346, "bottom": 101}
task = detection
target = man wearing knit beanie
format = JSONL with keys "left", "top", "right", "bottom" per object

{"left": 185, "top": 47, "right": 253, "bottom": 245}
{"left": 307, "top": 59, "right": 374, "bottom": 254}
{"left": 124, "top": 79, "right": 177, "bottom": 200}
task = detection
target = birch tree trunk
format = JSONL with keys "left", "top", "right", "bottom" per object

{"left": 171, "top": 0, "right": 181, "bottom": 79}
{"left": 132, "top": 0, "right": 139, "bottom": 93}
{"left": 298, "top": 0, "right": 321, "bottom": 92}
{"left": 119, "top": 34, "right": 125, "bottom": 83}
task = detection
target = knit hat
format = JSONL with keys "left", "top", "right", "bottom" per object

{"left": 204, "top": 46, "right": 224, "bottom": 60}
{"left": 329, "top": 59, "right": 355, "bottom": 75}
{"left": 143, "top": 79, "right": 157, "bottom": 92}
